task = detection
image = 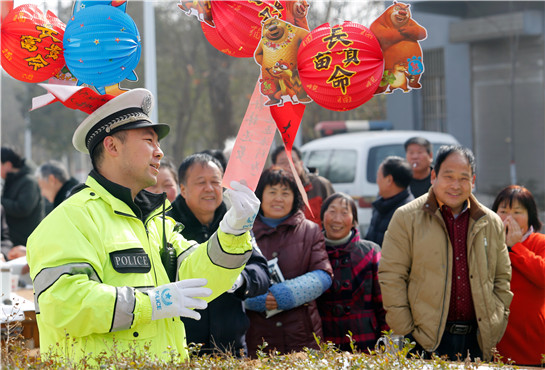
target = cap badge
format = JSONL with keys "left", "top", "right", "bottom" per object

{"left": 141, "top": 94, "right": 152, "bottom": 115}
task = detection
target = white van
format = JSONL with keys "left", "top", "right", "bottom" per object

{"left": 300, "top": 130, "right": 460, "bottom": 234}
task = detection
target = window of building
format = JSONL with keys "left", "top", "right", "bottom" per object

{"left": 422, "top": 48, "right": 446, "bottom": 132}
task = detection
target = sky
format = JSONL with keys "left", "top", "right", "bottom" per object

{"left": 7, "top": 0, "right": 392, "bottom": 13}
{"left": 8, "top": 0, "right": 69, "bottom": 15}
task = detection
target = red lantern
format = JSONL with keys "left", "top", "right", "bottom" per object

{"left": 210, "top": 0, "right": 280, "bottom": 58}
{"left": 297, "top": 21, "right": 384, "bottom": 111}
{"left": 201, "top": 23, "right": 243, "bottom": 58}
{"left": 1, "top": 4, "right": 65, "bottom": 83}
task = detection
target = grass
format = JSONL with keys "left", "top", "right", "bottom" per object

{"left": 2, "top": 327, "right": 535, "bottom": 370}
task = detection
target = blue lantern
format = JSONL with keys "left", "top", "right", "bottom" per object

{"left": 63, "top": 5, "right": 140, "bottom": 89}
{"left": 72, "top": 1, "right": 128, "bottom": 15}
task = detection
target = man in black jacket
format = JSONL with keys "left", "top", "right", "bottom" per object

{"left": 405, "top": 136, "right": 433, "bottom": 198}
{"left": 168, "top": 153, "right": 270, "bottom": 357}
{"left": 365, "top": 156, "right": 414, "bottom": 246}
{"left": 36, "top": 160, "right": 80, "bottom": 214}
{"left": 1, "top": 205, "right": 13, "bottom": 262}
{"left": 1, "top": 147, "right": 44, "bottom": 246}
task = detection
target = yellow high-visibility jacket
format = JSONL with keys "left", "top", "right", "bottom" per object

{"left": 27, "top": 174, "right": 252, "bottom": 361}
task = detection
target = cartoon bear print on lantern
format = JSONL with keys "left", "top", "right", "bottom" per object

{"left": 282, "top": 0, "right": 310, "bottom": 31}
{"left": 386, "top": 61, "right": 410, "bottom": 92}
{"left": 370, "top": 1, "right": 427, "bottom": 94}
{"left": 178, "top": 0, "right": 214, "bottom": 27}
{"left": 255, "top": 17, "right": 312, "bottom": 107}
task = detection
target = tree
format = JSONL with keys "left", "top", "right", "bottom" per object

{"left": 152, "top": 3, "right": 257, "bottom": 162}
{"left": 1, "top": 0, "right": 387, "bottom": 170}
{"left": 151, "top": 0, "right": 387, "bottom": 161}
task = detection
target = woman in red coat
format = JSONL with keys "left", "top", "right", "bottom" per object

{"left": 492, "top": 185, "right": 545, "bottom": 366}
{"left": 245, "top": 167, "right": 333, "bottom": 356}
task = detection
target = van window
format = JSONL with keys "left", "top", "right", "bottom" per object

{"left": 305, "top": 150, "right": 330, "bottom": 177}
{"left": 367, "top": 144, "right": 406, "bottom": 183}
{"left": 306, "top": 149, "right": 357, "bottom": 183}
{"left": 328, "top": 150, "right": 357, "bottom": 183}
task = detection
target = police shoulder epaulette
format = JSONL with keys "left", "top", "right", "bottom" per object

{"left": 68, "top": 183, "right": 89, "bottom": 197}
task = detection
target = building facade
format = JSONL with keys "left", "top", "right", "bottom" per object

{"left": 385, "top": 1, "right": 545, "bottom": 208}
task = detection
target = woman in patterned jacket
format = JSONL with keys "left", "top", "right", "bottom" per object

{"left": 317, "top": 192, "right": 388, "bottom": 352}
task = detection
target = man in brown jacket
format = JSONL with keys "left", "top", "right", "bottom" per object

{"left": 378, "top": 145, "right": 512, "bottom": 361}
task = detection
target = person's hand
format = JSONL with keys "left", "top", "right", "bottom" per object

{"left": 220, "top": 181, "right": 260, "bottom": 235}
{"left": 148, "top": 278, "right": 212, "bottom": 321}
{"left": 265, "top": 292, "right": 278, "bottom": 311}
{"left": 7, "top": 245, "right": 26, "bottom": 260}
{"left": 21, "top": 264, "right": 29, "bottom": 275}
{"left": 503, "top": 215, "right": 523, "bottom": 247}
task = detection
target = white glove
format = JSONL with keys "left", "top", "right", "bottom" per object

{"left": 227, "top": 273, "right": 245, "bottom": 293}
{"left": 148, "top": 278, "right": 212, "bottom": 321}
{"left": 220, "top": 181, "right": 260, "bottom": 235}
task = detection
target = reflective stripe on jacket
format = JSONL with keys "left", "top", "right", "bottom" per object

{"left": 27, "top": 175, "right": 252, "bottom": 361}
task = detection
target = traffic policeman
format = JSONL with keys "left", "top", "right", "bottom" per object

{"left": 27, "top": 89, "right": 260, "bottom": 361}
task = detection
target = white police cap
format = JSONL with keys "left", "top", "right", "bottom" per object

{"left": 72, "top": 88, "right": 169, "bottom": 154}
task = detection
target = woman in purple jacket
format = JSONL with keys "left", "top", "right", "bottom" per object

{"left": 317, "top": 193, "right": 388, "bottom": 352}
{"left": 245, "top": 167, "right": 333, "bottom": 356}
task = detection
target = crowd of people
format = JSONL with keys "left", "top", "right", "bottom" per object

{"left": 1, "top": 89, "right": 544, "bottom": 366}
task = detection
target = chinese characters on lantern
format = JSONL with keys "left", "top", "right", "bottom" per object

{"left": 312, "top": 26, "right": 361, "bottom": 95}
{"left": 1, "top": 4, "right": 66, "bottom": 82}
{"left": 297, "top": 21, "right": 383, "bottom": 111}
{"left": 20, "top": 19, "right": 62, "bottom": 72}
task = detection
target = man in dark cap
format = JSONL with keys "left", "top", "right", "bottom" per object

{"left": 26, "top": 89, "right": 260, "bottom": 362}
